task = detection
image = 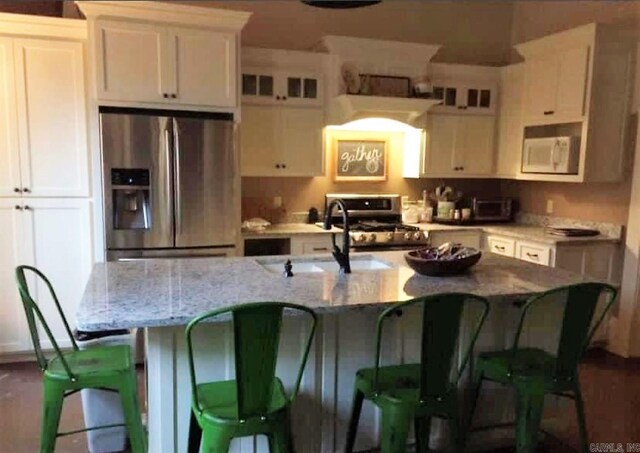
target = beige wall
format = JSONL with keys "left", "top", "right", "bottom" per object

{"left": 186, "top": 1, "right": 514, "bottom": 65}
{"left": 500, "top": 1, "right": 640, "bottom": 226}
{"left": 242, "top": 128, "right": 501, "bottom": 221}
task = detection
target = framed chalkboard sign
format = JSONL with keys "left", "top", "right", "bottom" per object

{"left": 333, "top": 139, "right": 388, "bottom": 181}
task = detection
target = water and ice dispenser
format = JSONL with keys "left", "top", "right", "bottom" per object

{"left": 111, "top": 169, "right": 151, "bottom": 230}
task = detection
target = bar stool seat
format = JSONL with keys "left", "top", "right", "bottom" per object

{"left": 46, "top": 345, "right": 133, "bottom": 380}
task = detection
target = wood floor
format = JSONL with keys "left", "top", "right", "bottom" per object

{"left": 0, "top": 349, "right": 638, "bottom": 452}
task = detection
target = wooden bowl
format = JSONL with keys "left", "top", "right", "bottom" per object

{"left": 404, "top": 247, "right": 482, "bottom": 276}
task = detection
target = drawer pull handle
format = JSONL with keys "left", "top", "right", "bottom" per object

{"left": 494, "top": 245, "right": 505, "bottom": 251}
{"left": 526, "top": 252, "right": 539, "bottom": 259}
{"left": 312, "top": 247, "right": 329, "bottom": 251}
{"left": 543, "top": 110, "right": 555, "bottom": 115}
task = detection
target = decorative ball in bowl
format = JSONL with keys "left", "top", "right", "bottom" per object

{"left": 404, "top": 243, "right": 482, "bottom": 276}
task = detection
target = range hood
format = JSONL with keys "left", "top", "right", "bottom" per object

{"left": 328, "top": 94, "right": 442, "bottom": 126}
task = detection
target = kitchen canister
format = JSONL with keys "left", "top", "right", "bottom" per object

{"left": 437, "top": 201, "right": 455, "bottom": 219}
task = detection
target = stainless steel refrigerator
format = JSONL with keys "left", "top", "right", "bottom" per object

{"left": 100, "top": 108, "right": 238, "bottom": 261}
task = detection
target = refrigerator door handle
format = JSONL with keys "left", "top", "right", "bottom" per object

{"left": 163, "top": 125, "right": 173, "bottom": 233}
{"left": 172, "top": 117, "right": 182, "bottom": 235}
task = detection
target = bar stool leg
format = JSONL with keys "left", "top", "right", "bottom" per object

{"left": 40, "top": 381, "right": 65, "bottom": 453}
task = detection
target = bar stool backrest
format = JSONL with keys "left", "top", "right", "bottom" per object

{"left": 15, "top": 265, "right": 78, "bottom": 379}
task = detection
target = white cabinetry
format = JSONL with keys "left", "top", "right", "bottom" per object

{"left": 95, "top": 20, "right": 237, "bottom": 108}
{"left": 514, "top": 23, "right": 633, "bottom": 182}
{"left": 240, "top": 47, "right": 326, "bottom": 177}
{"left": 0, "top": 200, "right": 28, "bottom": 353}
{"left": 78, "top": 1, "right": 250, "bottom": 110}
{"left": 240, "top": 105, "right": 324, "bottom": 176}
{"left": 516, "top": 240, "right": 553, "bottom": 266}
{"left": 290, "top": 235, "right": 332, "bottom": 255}
{"left": 495, "top": 64, "right": 524, "bottom": 178}
{"left": 0, "top": 199, "right": 93, "bottom": 353}
{"left": 486, "top": 235, "right": 516, "bottom": 257}
{"left": 422, "top": 114, "right": 494, "bottom": 177}
{"left": 522, "top": 46, "right": 589, "bottom": 124}
{"left": 0, "top": 37, "right": 88, "bottom": 197}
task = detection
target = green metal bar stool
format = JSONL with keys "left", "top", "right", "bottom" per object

{"left": 344, "top": 293, "right": 490, "bottom": 453}
{"left": 15, "top": 265, "right": 147, "bottom": 453}
{"left": 185, "top": 302, "right": 318, "bottom": 453}
{"left": 466, "top": 282, "right": 618, "bottom": 453}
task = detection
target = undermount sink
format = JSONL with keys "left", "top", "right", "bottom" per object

{"left": 258, "top": 256, "right": 393, "bottom": 274}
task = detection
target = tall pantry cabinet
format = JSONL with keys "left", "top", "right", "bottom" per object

{"left": 0, "top": 14, "right": 93, "bottom": 354}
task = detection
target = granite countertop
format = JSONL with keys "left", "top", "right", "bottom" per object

{"left": 242, "top": 223, "right": 341, "bottom": 238}
{"left": 242, "top": 222, "right": 621, "bottom": 245}
{"left": 77, "top": 251, "right": 597, "bottom": 331}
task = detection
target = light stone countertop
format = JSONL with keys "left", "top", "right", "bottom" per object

{"left": 77, "top": 251, "right": 598, "bottom": 332}
{"left": 242, "top": 222, "right": 621, "bottom": 245}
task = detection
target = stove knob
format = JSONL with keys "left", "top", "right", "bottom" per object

{"left": 414, "top": 232, "right": 423, "bottom": 240}
{"left": 386, "top": 232, "right": 394, "bottom": 241}
{"left": 404, "top": 232, "right": 412, "bottom": 240}
{"left": 367, "top": 233, "right": 377, "bottom": 243}
{"left": 353, "top": 233, "right": 365, "bottom": 243}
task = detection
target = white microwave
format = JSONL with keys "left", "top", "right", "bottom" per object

{"left": 522, "top": 136, "right": 580, "bottom": 174}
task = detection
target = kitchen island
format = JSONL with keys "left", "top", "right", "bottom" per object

{"left": 77, "top": 251, "right": 599, "bottom": 453}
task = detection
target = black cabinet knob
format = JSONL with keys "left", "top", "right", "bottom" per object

{"left": 171, "top": 94, "right": 177, "bottom": 99}
{"left": 276, "top": 96, "right": 281, "bottom": 100}
{"left": 282, "top": 164, "right": 286, "bottom": 168}
{"left": 163, "top": 93, "right": 168, "bottom": 98}
{"left": 275, "top": 164, "right": 281, "bottom": 169}
{"left": 13, "top": 188, "right": 20, "bottom": 193}
{"left": 15, "top": 205, "right": 22, "bottom": 210}
{"left": 282, "top": 96, "right": 287, "bottom": 100}
{"left": 22, "top": 188, "right": 30, "bottom": 193}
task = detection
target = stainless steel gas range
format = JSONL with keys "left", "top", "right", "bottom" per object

{"left": 324, "top": 194, "right": 429, "bottom": 251}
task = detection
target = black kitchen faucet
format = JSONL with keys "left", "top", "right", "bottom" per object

{"left": 323, "top": 199, "right": 351, "bottom": 274}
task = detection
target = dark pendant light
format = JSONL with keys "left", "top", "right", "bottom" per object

{"left": 302, "top": 1, "right": 381, "bottom": 9}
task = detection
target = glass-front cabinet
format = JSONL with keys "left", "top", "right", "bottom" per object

{"left": 430, "top": 81, "right": 497, "bottom": 115}
{"left": 241, "top": 67, "right": 322, "bottom": 107}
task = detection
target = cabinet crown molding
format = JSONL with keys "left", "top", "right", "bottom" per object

{"left": 75, "top": 1, "right": 251, "bottom": 30}
{"left": 0, "top": 12, "right": 87, "bottom": 39}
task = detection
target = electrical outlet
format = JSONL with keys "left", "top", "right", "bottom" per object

{"left": 546, "top": 199, "right": 554, "bottom": 214}
{"left": 273, "top": 196, "right": 282, "bottom": 208}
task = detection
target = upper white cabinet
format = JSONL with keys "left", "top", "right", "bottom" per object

{"left": 240, "top": 104, "right": 324, "bottom": 176}
{"left": 169, "top": 27, "right": 236, "bottom": 108}
{"left": 514, "top": 23, "right": 633, "bottom": 182}
{"left": 430, "top": 82, "right": 497, "bottom": 115}
{"left": 95, "top": 20, "right": 166, "bottom": 103}
{"left": 242, "top": 67, "right": 322, "bottom": 107}
{"left": 522, "top": 45, "right": 589, "bottom": 123}
{"left": 78, "top": 1, "right": 250, "bottom": 109}
{"left": 240, "top": 47, "right": 326, "bottom": 177}
{"left": 95, "top": 21, "right": 237, "bottom": 108}
{"left": 0, "top": 36, "right": 88, "bottom": 197}
{"left": 421, "top": 114, "right": 495, "bottom": 177}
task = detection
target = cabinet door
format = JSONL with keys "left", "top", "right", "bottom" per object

{"left": 523, "top": 56, "right": 557, "bottom": 119}
{"left": 22, "top": 199, "right": 93, "bottom": 349}
{"left": 424, "top": 114, "right": 457, "bottom": 175}
{"left": 96, "top": 20, "right": 168, "bottom": 103}
{"left": 0, "top": 200, "right": 28, "bottom": 353}
{"left": 283, "top": 73, "right": 322, "bottom": 107}
{"left": 13, "top": 38, "right": 89, "bottom": 197}
{"left": 280, "top": 107, "right": 324, "bottom": 176}
{"left": 240, "top": 104, "right": 281, "bottom": 176}
{"left": 555, "top": 46, "right": 589, "bottom": 119}
{"left": 458, "top": 115, "right": 495, "bottom": 175}
{"left": 168, "top": 27, "right": 236, "bottom": 108}
{"left": 0, "top": 38, "right": 21, "bottom": 197}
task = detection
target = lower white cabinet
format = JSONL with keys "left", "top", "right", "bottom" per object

{"left": 0, "top": 198, "right": 93, "bottom": 354}
{"left": 516, "top": 240, "right": 553, "bottom": 266}
{"left": 290, "top": 235, "right": 332, "bottom": 255}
